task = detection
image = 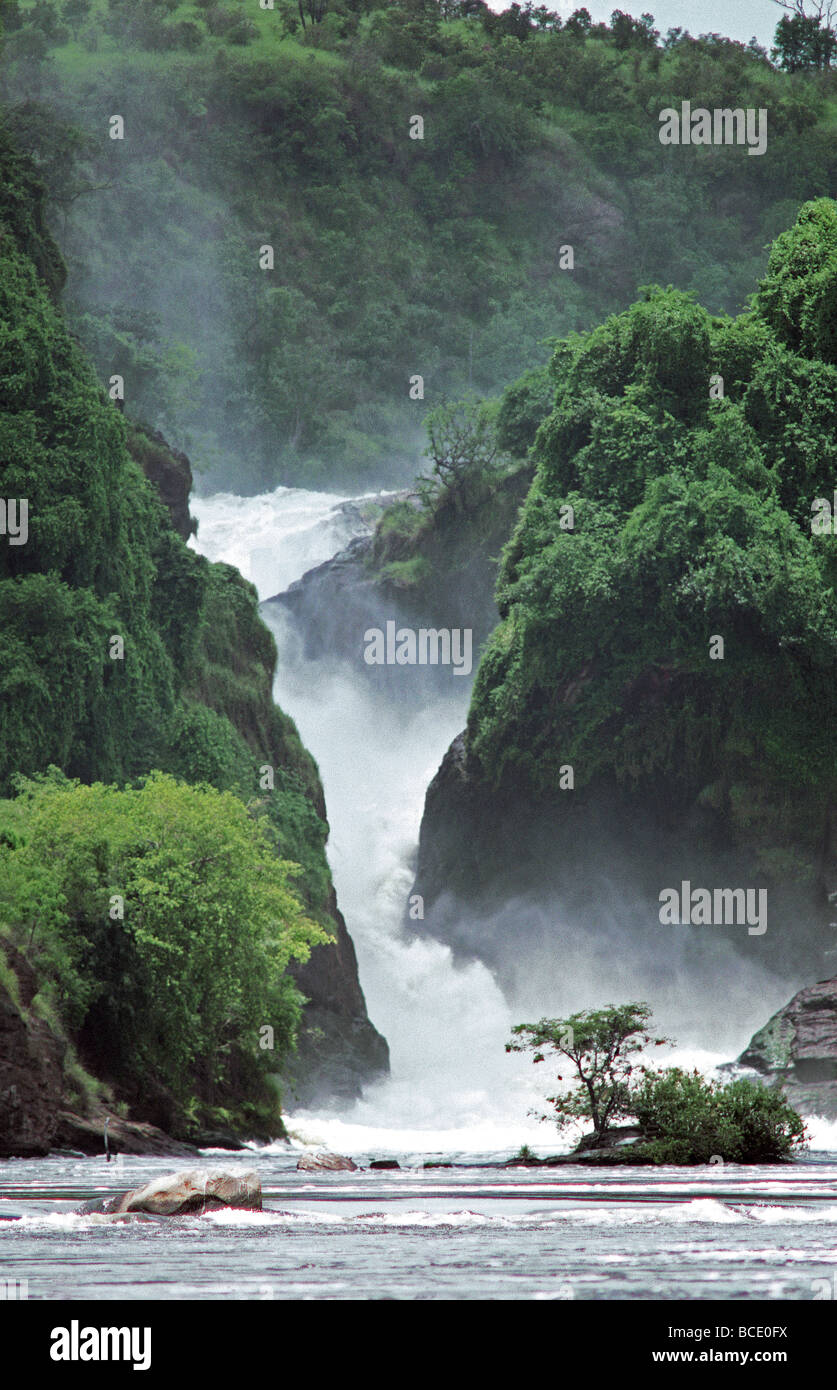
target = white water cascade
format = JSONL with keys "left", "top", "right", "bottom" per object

{"left": 190, "top": 486, "right": 562, "bottom": 1154}
{"left": 189, "top": 486, "right": 758, "bottom": 1156}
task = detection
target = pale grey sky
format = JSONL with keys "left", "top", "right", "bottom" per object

{"left": 500, "top": 1, "right": 792, "bottom": 48}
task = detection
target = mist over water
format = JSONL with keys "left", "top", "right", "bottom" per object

{"left": 190, "top": 487, "right": 820, "bottom": 1152}
{"left": 191, "top": 487, "right": 556, "bottom": 1147}
{"left": 188, "top": 487, "right": 372, "bottom": 600}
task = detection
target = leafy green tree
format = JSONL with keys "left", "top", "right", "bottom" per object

{"left": 417, "top": 397, "right": 509, "bottom": 512}
{"left": 773, "top": 10, "right": 836, "bottom": 70}
{"left": 609, "top": 9, "right": 657, "bottom": 49}
{"left": 0, "top": 772, "right": 328, "bottom": 1122}
{"left": 564, "top": 6, "right": 592, "bottom": 35}
{"left": 62, "top": 0, "right": 93, "bottom": 39}
{"left": 495, "top": 364, "right": 555, "bottom": 457}
{"left": 753, "top": 198, "right": 837, "bottom": 362}
{"left": 467, "top": 205, "right": 837, "bottom": 879}
{"left": 507, "top": 1003, "right": 671, "bottom": 1140}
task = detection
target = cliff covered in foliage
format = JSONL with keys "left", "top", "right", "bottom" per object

{"left": 411, "top": 199, "right": 837, "bottom": 1002}
{"left": 0, "top": 126, "right": 386, "bottom": 1154}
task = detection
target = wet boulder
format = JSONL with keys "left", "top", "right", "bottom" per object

{"left": 296, "top": 1150, "right": 358, "bottom": 1172}
{"left": 79, "top": 1168, "right": 261, "bottom": 1216}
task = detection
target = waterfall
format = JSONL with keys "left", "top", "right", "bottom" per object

{"left": 190, "top": 486, "right": 554, "bottom": 1153}
{"left": 190, "top": 485, "right": 730, "bottom": 1155}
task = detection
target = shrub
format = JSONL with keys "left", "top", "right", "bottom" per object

{"left": 633, "top": 1067, "right": 806, "bottom": 1164}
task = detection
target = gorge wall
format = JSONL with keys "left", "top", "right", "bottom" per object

{"left": 0, "top": 130, "right": 386, "bottom": 1153}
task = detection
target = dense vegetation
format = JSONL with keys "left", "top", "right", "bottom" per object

{"left": 510, "top": 1004, "right": 807, "bottom": 1163}
{"left": 464, "top": 198, "right": 837, "bottom": 889}
{"left": 633, "top": 1066, "right": 807, "bottom": 1164}
{"left": 0, "top": 124, "right": 341, "bottom": 1137}
{"left": 3, "top": 1, "right": 837, "bottom": 489}
{"left": 0, "top": 772, "right": 324, "bottom": 1136}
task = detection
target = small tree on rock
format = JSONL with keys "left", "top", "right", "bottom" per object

{"left": 507, "top": 1003, "right": 671, "bottom": 1144}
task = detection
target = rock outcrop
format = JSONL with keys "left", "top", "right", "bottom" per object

{"left": 290, "top": 892, "right": 389, "bottom": 1106}
{"left": 296, "top": 1150, "right": 358, "bottom": 1171}
{"left": 54, "top": 1112, "right": 199, "bottom": 1159}
{"left": 81, "top": 1169, "right": 261, "bottom": 1216}
{"left": 0, "top": 945, "right": 67, "bottom": 1158}
{"left": 0, "top": 940, "right": 201, "bottom": 1158}
{"left": 126, "top": 422, "right": 196, "bottom": 543}
{"left": 737, "top": 977, "right": 837, "bottom": 1119}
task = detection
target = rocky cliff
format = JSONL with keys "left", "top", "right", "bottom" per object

{"left": 0, "top": 128, "right": 387, "bottom": 1154}
{"left": 123, "top": 431, "right": 390, "bottom": 1112}
{"left": 407, "top": 204, "right": 837, "bottom": 1007}
{"left": 738, "top": 978, "right": 837, "bottom": 1120}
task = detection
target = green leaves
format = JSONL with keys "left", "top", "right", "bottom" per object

{"left": 754, "top": 198, "right": 837, "bottom": 363}
{"left": 0, "top": 772, "right": 328, "bottom": 1107}
{"left": 633, "top": 1067, "right": 807, "bottom": 1164}
{"left": 466, "top": 208, "right": 837, "bottom": 831}
{"left": 509, "top": 1003, "right": 671, "bottom": 1136}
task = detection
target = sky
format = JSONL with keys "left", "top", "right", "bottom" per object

{"left": 534, "top": 1, "right": 789, "bottom": 48}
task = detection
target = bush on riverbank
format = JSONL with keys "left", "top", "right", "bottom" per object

{"left": 632, "top": 1067, "right": 807, "bottom": 1164}
{"left": 509, "top": 1004, "right": 807, "bottom": 1163}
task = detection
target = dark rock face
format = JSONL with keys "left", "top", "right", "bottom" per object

{"left": 0, "top": 941, "right": 200, "bottom": 1159}
{"left": 738, "top": 977, "right": 837, "bottom": 1118}
{"left": 126, "top": 422, "right": 196, "bottom": 542}
{"left": 506, "top": 1129, "right": 663, "bottom": 1167}
{"left": 136, "top": 449, "right": 389, "bottom": 1110}
{"left": 289, "top": 891, "right": 389, "bottom": 1106}
{"left": 0, "top": 946, "right": 67, "bottom": 1158}
{"left": 264, "top": 472, "right": 522, "bottom": 697}
{"left": 408, "top": 730, "right": 828, "bottom": 1002}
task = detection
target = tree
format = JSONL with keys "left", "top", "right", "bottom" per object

{"left": 564, "top": 6, "right": 592, "bottom": 35}
{"left": 417, "top": 397, "right": 510, "bottom": 511}
{"left": 610, "top": 9, "right": 657, "bottom": 50}
{"left": 772, "top": 10, "right": 836, "bottom": 68}
{"left": 0, "top": 771, "right": 328, "bottom": 1116}
{"left": 62, "top": 0, "right": 93, "bottom": 39}
{"left": 507, "top": 1003, "right": 671, "bottom": 1141}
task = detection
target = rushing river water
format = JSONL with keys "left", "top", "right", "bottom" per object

{"left": 4, "top": 1151, "right": 837, "bottom": 1301}
{"left": 4, "top": 486, "right": 837, "bottom": 1303}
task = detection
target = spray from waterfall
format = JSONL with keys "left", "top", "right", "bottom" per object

{"left": 190, "top": 487, "right": 750, "bottom": 1152}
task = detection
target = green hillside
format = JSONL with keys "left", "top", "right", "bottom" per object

{"left": 0, "top": 121, "right": 368, "bottom": 1144}
{"left": 2, "top": 0, "right": 836, "bottom": 489}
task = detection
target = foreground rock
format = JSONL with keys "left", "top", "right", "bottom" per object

{"left": 737, "top": 975, "right": 837, "bottom": 1118}
{"left": 79, "top": 1169, "right": 261, "bottom": 1216}
{"left": 296, "top": 1150, "right": 358, "bottom": 1172}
